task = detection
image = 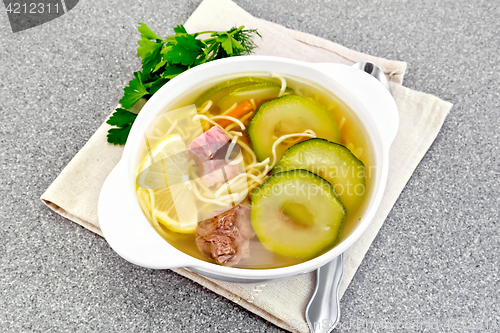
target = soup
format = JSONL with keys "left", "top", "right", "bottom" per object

{"left": 134, "top": 72, "right": 374, "bottom": 269}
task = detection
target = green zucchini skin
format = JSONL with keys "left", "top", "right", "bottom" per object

{"left": 217, "top": 83, "right": 283, "bottom": 110}
{"left": 274, "top": 138, "right": 366, "bottom": 215}
{"left": 251, "top": 169, "right": 346, "bottom": 259}
{"left": 248, "top": 95, "right": 341, "bottom": 162}
{"left": 194, "top": 77, "right": 270, "bottom": 108}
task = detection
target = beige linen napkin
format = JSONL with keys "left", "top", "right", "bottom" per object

{"left": 41, "top": 0, "right": 452, "bottom": 332}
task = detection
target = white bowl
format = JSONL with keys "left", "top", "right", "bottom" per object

{"left": 98, "top": 56, "right": 398, "bottom": 283}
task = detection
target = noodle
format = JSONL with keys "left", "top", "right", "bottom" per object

{"left": 228, "top": 154, "right": 244, "bottom": 166}
{"left": 214, "top": 172, "right": 263, "bottom": 198}
{"left": 192, "top": 114, "right": 234, "bottom": 139}
{"left": 210, "top": 115, "right": 246, "bottom": 130}
{"left": 262, "top": 164, "right": 270, "bottom": 175}
{"left": 240, "top": 111, "right": 255, "bottom": 123}
{"left": 175, "top": 122, "right": 186, "bottom": 138}
{"left": 193, "top": 177, "right": 217, "bottom": 198}
{"left": 235, "top": 139, "right": 257, "bottom": 165}
{"left": 272, "top": 73, "right": 287, "bottom": 97}
{"left": 191, "top": 180, "right": 236, "bottom": 206}
{"left": 270, "top": 130, "right": 317, "bottom": 168}
{"left": 225, "top": 136, "right": 239, "bottom": 164}
{"left": 198, "top": 100, "right": 213, "bottom": 114}
{"left": 281, "top": 135, "right": 306, "bottom": 145}
{"left": 246, "top": 157, "right": 270, "bottom": 170}
{"left": 222, "top": 102, "right": 238, "bottom": 115}
{"left": 164, "top": 119, "right": 178, "bottom": 137}
{"left": 226, "top": 111, "right": 254, "bottom": 132}
{"left": 229, "top": 130, "right": 243, "bottom": 136}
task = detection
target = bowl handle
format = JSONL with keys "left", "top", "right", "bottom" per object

{"left": 98, "top": 161, "right": 198, "bottom": 269}
{"left": 310, "top": 63, "right": 399, "bottom": 147}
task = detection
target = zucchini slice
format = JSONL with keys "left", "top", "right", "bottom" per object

{"left": 274, "top": 138, "right": 366, "bottom": 215}
{"left": 251, "top": 170, "right": 346, "bottom": 259}
{"left": 195, "top": 77, "right": 270, "bottom": 109}
{"left": 217, "top": 83, "right": 285, "bottom": 111}
{"left": 248, "top": 95, "right": 340, "bottom": 162}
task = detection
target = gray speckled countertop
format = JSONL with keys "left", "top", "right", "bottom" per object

{"left": 1, "top": 0, "right": 499, "bottom": 332}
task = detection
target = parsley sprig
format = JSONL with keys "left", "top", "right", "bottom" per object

{"left": 106, "top": 23, "right": 260, "bottom": 145}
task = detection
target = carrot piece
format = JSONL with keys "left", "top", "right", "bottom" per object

{"left": 217, "top": 101, "right": 254, "bottom": 128}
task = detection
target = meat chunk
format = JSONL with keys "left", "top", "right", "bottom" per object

{"left": 196, "top": 204, "right": 253, "bottom": 266}
{"left": 188, "top": 126, "right": 230, "bottom": 160}
{"left": 188, "top": 126, "right": 241, "bottom": 187}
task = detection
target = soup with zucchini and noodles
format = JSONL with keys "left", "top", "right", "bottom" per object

{"left": 134, "top": 72, "right": 374, "bottom": 269}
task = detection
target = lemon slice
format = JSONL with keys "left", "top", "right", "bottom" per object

{"left": 138, "top": 188, "right": 199, "bottom": 234}
{"left": 139, "top": 134, "right": 184, "bottom": 171}
{"left": 136, "top": 134, "right": 198, "bottom": 233}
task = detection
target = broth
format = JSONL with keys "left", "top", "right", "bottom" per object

{"left": 134, "top": 72, "right": 374, "bottom": 269}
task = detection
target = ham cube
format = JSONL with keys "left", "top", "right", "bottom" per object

{"left": 189, "top": 126, "right": 242, "bottom": 187}
{"left": 188, "top": 126, "right": 230, "bottom": 161}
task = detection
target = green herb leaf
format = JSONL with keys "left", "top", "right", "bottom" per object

{"left": 106, "top": 108, "right": 137, "bottom": 127}
{"left": 165, "top": 36, "right": 177, "bottom": 44}
{"left": 217, "top": 35, "right": 244, "bottom": 55}
{"left": 107, "top": 123, "right": 132, "bottom": 145}
{"left": 230, "top": 36, "right": 245, "bottom": 50}
{"left": 119, "top": 72, "right": 148, "bottom": 109}
{"left": 146, "top": 64, "right": 186, "bottom": 95}
{"left": 162, "top": 64, "right": 187, "bottom": 78}
{"left": 147, "top": 78, "right": 170, "bottom": 95}
{"left": 217, "top": 35, "right": 233, "bottom": 55}
{"left": 138, "top": 22, "right": 162, "bottom": 40}
{"left": 167, "top": 34, "right": 205, "bottom": 66}
{"left": 173, "top": 25, "right": 187, "bottom": 34}
{"left": 137, "top": 38, "right": 162, "bottom": 62}
{"left": 161, "top": 45, "right": 173, "bottom": 55}
{"left": 230, "top": 27, "right": 260, "bottom": 56}
{"left": 153, "top": 59, "right": 169, "bottom": 73}
{"left": 141, "top": 46, "right": 163, "bottom": 80}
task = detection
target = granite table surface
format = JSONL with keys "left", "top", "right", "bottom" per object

{"left": 1, "top": 0, "right": 499, "bottom": 332}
